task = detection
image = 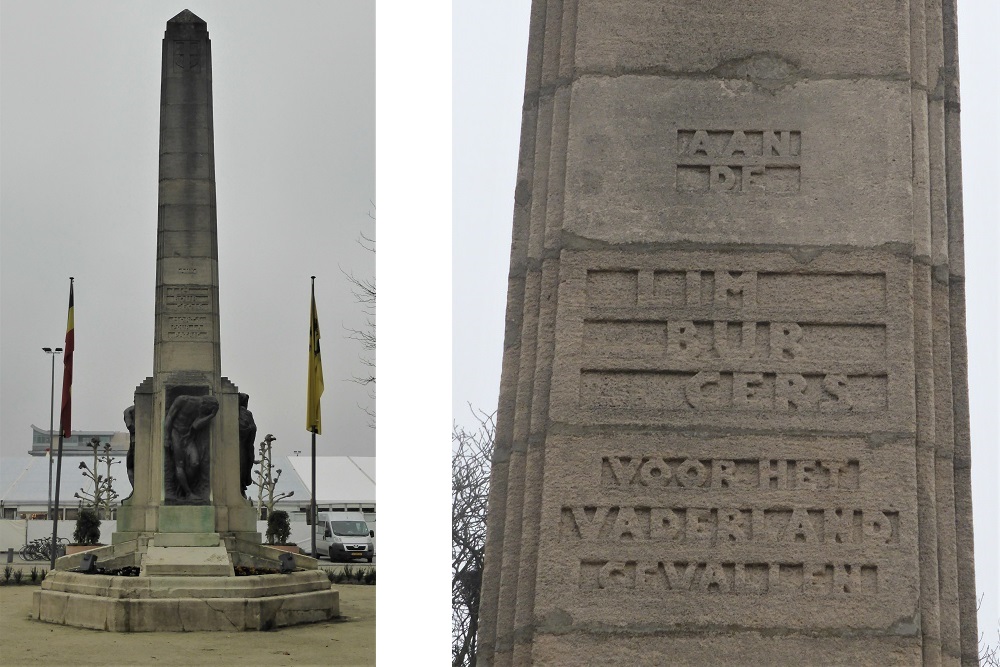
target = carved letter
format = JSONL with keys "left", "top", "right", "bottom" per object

{"left": 710, "top": 165, "right": 737, "bottom": 191}
{"left": 570, "top": 507, "right": 609, "bottom": 540}
{"left": 714, "top": 272, "right": 757, "bottom": 311}
{"left": 733, "top": 372, "right": 767, "bottom": 409}
{"left": 639, "top": 561, "right": 666, "bottom": 591}
{"left": 685, "top": 371, "right": 721, "bottom": 409}
{"left": 665, "top": 562, "right": 698, "bottom": 590}
{"left": 700, "top": 562, "right": 730, "bottom": 592}
{"left": 862, "top": 510, "right": 893, "bottom": 543}
{"left": 763, "top": 130, "right": 791, "bottom": 157}
{"left": 781, "top": 508, "right": 818, "bottom": 543}
{"left": 719, "top": 508, "right": 749, "bottom": 542}
{"left": 825, "top": 508, "right": 854, "bottom": 544}
{"left": 795, "top": 461, "right": 818, "bottom": 490}
{"left": 676, "top": 459, "right": 708, "bottom": 488}
{"left": 608, "top": 457, "right": 641, "bottom": 485}
{"left": 832, "top": 563, "right": 861, "bottom": 595}
{"left": 769, "top": 322, "right": 804, "bottom": 359}
{"left": 598, "top": 561, "right": 633, "bottom": 589}
{"left": 759, "top": 460, "right": 788, "bottom": 490}
{"left": 685, "top": 271, "right": 703, "bottom": 305}
{"left": 638, "top": 458, "right": 672, "bottom": 487}
{"left": 820, "top": 460, "right": 853, "bottom": 489}
{"left": 743, "top": 165, "right": 766, "bottom": 192}
{"left": 612, "top": 507, "right": 642, "bottom": 540}
{"left": 820, "top": 374, "right": 853, "bottom": 411}
{"left": 686, "top": 130, "right": 712, "bottom": 156}
{"left": 667, "top": 320, "right": 703, "bottom": 359}
{"left": 775, "top": 373, "right": 808, "bottom": 410}
{"left": 650, "top": 508, "right": 684, "bottom": 541}
{"left": 723, "top": 130, "right": 752, "bottom": 156}
{"left": 712, "top": 321, "right": 757, "bottom": 360}
{"left": 688, "top": 508, "right": 715, "bottom": 541}
{"left": 711, "top": 459, "right": 736, "bottom": 488}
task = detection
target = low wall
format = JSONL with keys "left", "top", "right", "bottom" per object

{"left": 1, "top": 519, "right": 375, "bottom": 555}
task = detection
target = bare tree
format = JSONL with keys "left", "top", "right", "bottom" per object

{"left": 979, "top": 595, "right": 1000, "bottom": 667}
{"left": 74, "top": 437, "right": 119, "bottom": 520}
{"left": 252, "top": 433, "right": 293, "bottom": 519}
{"left": 452, "top": 408, "right": 495, "bottom": 667}
{"left": 344, "top": 208, "right": 375, "bottom": 426}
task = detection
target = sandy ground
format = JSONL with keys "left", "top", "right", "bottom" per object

{"left": 0, "top": 581, "right": 374, "bottom": 667}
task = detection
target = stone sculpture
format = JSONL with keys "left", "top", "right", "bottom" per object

{"left": 238, "top": 393, "right": 257, "bottom": 498}
{"left": 164, "top": 394, "right": 219, "bottom": 501}
{"left": 124, "top": 404, "right": 135, "bottom": 487}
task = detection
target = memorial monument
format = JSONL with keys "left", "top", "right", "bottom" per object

{"left": 477, "top": 2, "right": 978, "bottom": 665}
{"left": 34, "top": 10, "right": 337, "bottom": 631}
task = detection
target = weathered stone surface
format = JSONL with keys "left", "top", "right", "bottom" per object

{"left": 141, "top": 544, "right": 234, "bottom": 576}
{"left": 34, "top": 571, "right": 339, "bottom": 632}
{"left": 478, "top": 1, "right": 977, "bottom": 664}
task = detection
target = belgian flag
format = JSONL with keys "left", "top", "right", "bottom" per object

{"left": 59, "top": 278, "right": 74, "bottom": 438}
{"left": 306, "top": 277, "right": 324, "bottom": 434}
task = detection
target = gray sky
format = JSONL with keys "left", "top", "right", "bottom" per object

{"left": 0, "top": 1, "right": 375, "bottom": 461}
{"left": 453, "top": 0, "right": 998, "bottom": 639}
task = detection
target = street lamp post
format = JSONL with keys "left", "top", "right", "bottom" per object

{"left": 42, "top": 347, "right": 63, "bottom": 521}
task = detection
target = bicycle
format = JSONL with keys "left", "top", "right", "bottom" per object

{"left": 19, "top": 536, "right": 69, "bottom": 561}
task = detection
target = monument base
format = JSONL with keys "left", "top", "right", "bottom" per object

{"left": 34, "top": 570, "right": 338, "bottom": 632}
{"left": 37, "top": 537, "right": 335, "bottom": 631}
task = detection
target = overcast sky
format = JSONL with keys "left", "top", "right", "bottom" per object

{"left": 0, "top": 1, "right": 375, "bottom": 462}
{"left": 453, "top": 0, "right": 998, "bottom": 641}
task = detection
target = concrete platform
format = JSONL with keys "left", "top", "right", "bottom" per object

{"left": 34, "top": 570, "right": 339, "bottom": 631}
{"left": 141, "top": 544, "right": 234, "bottom": 576}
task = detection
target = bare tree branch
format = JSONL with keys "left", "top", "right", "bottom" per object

{"left": 343, "top": 208, "right": 375, "bottom": 427}
{"left": 452, "top": 407, "right": 495, "bottom": 667}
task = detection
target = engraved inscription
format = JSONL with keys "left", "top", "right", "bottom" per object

{"left": 581, "top": 371, "right": 887, "bottom": 412}
{"left": 165, "top": 315, "right": 211, "bottom": 340}
{"left": 580, "top": 560, "right": 878, "bottom": 595}
{"left": 560, "top": 506, "right": 899, "bottom": 545}
{"left": 585, "top": 270, "right": 887, "bottom": 313}
{"left": 676, "top": 130, "right": 802, "bottom": 193}
{"left": 580, "top": 268, "right": 890, "bottom": 414}
{"left": 164, "top": 286, "right": 211, "bottom": 312}
{"left": 600, "top": 456, "right": 860, "bottom": 491}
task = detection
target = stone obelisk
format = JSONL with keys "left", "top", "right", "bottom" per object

{"left": 478, "top": 2, "right": 978, "bottom": 665}
{"left": 115, "top": 9, "right": 257, "bottom": 543}
{"left": 34, "top": 11, "right": 337, "bottom": 632}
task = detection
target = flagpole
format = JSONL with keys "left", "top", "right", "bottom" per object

{"left": 51, "top": 277, "right": 74, "bottom": 570}
{"left": 307, "top": 275, "right": 323, "bottom": 561}
{"left": 311, "top": 426, "right": 317, "bottom": 559}
{"left": 310, "top": 276, "right": 318, "bottom": 559}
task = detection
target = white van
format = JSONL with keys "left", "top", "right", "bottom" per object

{"left": 312, "top": 512, "right": 375, "bottom": 563}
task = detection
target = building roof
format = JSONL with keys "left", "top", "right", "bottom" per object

{"left": 0, "top": 455, "right": 131, "bottom": 508}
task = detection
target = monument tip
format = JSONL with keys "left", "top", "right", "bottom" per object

{"left": 167, "top": 9, "right": 206, "bottom": 25}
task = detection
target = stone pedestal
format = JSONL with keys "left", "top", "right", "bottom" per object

{"left": 477, "top": 1, "right": 978, "bottom": 665}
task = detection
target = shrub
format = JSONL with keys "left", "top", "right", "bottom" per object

{"left": 2, "top": 564, "right": 12, "bottom": 583}
{"left": 30, "top": 567, "right": 38, "bottom": 582}
{"left": 73, "top": 508, "right": 101, "bottom": 545}
{"left": 12, "top": 570, "right": 23, "bottom": 584}
{"left": 265, "top": 510, "right": 291, "bottom": 545}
